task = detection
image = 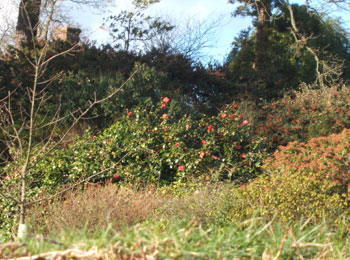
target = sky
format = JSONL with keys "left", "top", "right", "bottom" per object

{"left": 72, "top": 0, "right": 252, "bottom": 63}
{"left": 1, "top": 0, "right": 350, "bottom": 63}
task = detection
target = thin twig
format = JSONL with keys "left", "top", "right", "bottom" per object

{"left": 289, "top": 228, "right": 305, "bottom": 260}
{"left": 6, "top": 248, "right": 99, "bottom": 260}
{"left": 273, "top": 228, "right": 289, "bottom": 260}
{"left": 291, "top": 243, "right": 331, "bottom": 248}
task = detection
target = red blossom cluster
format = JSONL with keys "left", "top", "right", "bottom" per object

{"left": 161, "top": 97, "right": 170, "bottom": 109}
{"left": 121, "top": 97, "right": 258, "bottom": 182}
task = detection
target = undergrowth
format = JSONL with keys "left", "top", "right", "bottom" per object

{"left": 14, "top": 181, "right": 347, "bottom": 258}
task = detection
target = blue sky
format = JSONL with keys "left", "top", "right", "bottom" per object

{"left": 74, "top": 0, "right": 252, "bottom": 63}
{"left": 1, "top": 0, "right": 349, "bottom": 63}
{"left": 73, "top": 0, "right": 350, "bottom": 63}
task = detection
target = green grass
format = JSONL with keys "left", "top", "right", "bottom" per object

{"left": 3, "top": 217, "right": 350, "bottom": 259}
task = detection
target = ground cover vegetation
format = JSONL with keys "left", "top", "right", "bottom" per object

{"left": 1, "top": 0, "right": 350, "bottom": 258}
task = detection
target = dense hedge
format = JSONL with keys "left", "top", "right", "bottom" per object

{"left": 225, "top": 128, "right": 350, "bottom": 223}
{"left": 255, "top": 85, "right": 350, "bottom": 149}
{"left": 34, "top": 98, "right": 266, "bottom": 187}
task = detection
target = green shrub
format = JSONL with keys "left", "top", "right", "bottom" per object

{"left": 228, "top": 128, "right": 350, "bottom": 223}
{"left": 34, "top": 99, "right": 266, "bottom": 187}
{"left": 255, "top": 85, "right": 350, "bottom": 149}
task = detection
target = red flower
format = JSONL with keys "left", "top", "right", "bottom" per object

{"left": 242, "top": 120, "right": 249, "bottom": 126}
{"left": 162, "top": 113, "right": 168, "bottom": 119}
{"left": 233, "top": 104, "right": 238, "bottom": 109}
{"left": 239, "top": 113, "right": 243, "bottom": 119}
{"left": 231, "top": 113, "right": 235, "bottom": 120}
{"left": 241, "top": 153, "right": 246, "bottom": 158}
{"left": 212, "top": 155, "right": 218, "bottom": 160}
{"left": 208, "top": 125, "right": 214, "bottom": 131}
{"left": 237, "top": 145, "right": 242, "bottom": 150}
{"left": 93, "top": 135, "right": 97, "bottom": 140}
{"left": 161, "top": 103, "right": 167, "bottom": 108}
{"left": 221, "top": 113, "right": 227, "bottom": 119}
{"left": 162, "top": 97, "right": 170, "bottom": 103}
{"left": 205, "top": 176, "right": 210, "bottom": 181}
{"left": 178, "top": 165, "right": 185, "bottom": 171}
{"left": 240, "top": 183, "right": 248, "bottom": 189}
{"left": 127, "top": 112, "right": 133, "bottom": 117}
{"left": 113, "top": 174, "right": 120, "bottom": 179}
{"left": 274, "top": 79, "right": 283, "bottom": 85}
{"left": 201, "top": 140, "right": 207, "bottom": 145}
{"left": 176, "top": 142, "right": 181, "bottom": 148}
{"left": 200, "top": 151, "right": 206, "bottom": 158}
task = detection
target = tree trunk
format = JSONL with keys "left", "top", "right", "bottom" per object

{"left": 15, "top": 0, "right": 42, "bottom": 48}
{"left": 254, "top": 0, "right": 271, "bottom": 80}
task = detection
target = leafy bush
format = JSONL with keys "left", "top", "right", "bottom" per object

{"left": 255, "top": 85, "right": 350, "bottom": 149}
{"left": 227, "top": 128, "right": 350, "bottom": 223}
{"left": 0, "top": 196, "right": 17, "bottom": 242}
{"left": 0, "top": 154, "right": 46, "bottom": 241}
{"left": 34, "top": 99, "right": 266, "bottom": 187}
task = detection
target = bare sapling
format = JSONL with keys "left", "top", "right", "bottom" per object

{"left": 0, "top": 3, "right": 139, "bottom": 239}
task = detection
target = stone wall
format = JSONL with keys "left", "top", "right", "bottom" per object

{"left": 54, "top": 26, "right": 81, "bottom": 43}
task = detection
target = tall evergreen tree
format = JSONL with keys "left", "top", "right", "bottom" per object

{"left": 229, "top": 0, "right": 274, "bottom": 86}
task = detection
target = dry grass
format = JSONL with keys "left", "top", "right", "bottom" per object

{"left": 155, "top": 183, "right": 228, "bottom": 224}
{"left": 28, "top": 182, "right": 160, "bottom": 235}
{"left": 28, "top": 182, "right": 232, "bottom": 236}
